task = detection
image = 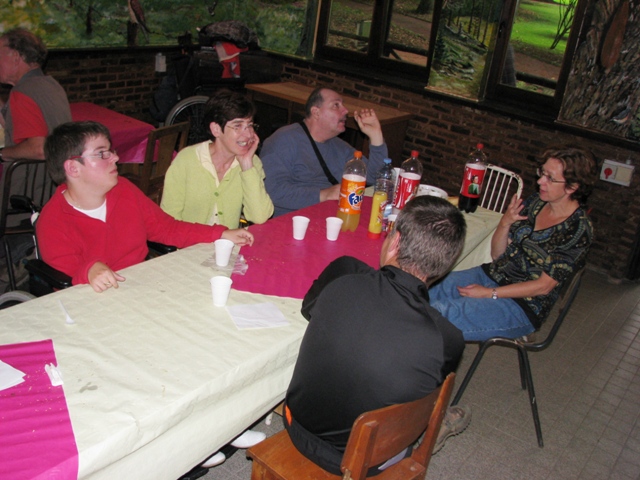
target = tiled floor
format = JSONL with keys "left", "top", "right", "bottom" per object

{"left": 195, "top": 269, "right": 640, "bottom": 480}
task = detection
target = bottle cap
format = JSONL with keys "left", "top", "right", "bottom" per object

{"left": 476, "top": 143, "right": 484, "bottom": 150}
{"left": 411, "top": 150, "right": 419, "bottom": 158}
{"left": 367, "top": 231, "right": 381, "bottom": 239}
{"left": 354, "top": 151, "right": 363, "bottom": 159}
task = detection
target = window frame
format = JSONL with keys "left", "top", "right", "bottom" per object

{"left": 482, "top": 0, "right": 591, "bottom": 114}
{"left": 313, "top": 0, "right": 591, "bottom": 116}
{"left": 315, "top": 0, "right": 438, "bottom": 80}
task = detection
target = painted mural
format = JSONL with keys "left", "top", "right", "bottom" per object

{"left": 0, "top": 0, "right": 306, "bottom": 54}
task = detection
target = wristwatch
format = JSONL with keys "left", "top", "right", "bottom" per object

{"left": 491, "top": 288, "right": 498, "bottom": 300}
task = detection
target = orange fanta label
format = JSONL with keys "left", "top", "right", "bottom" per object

{"left": 338, "top": 174, "right": 366, "bottom": 214}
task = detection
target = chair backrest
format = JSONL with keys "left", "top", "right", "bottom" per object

{"left": 479, "top": 164, "right": 523, "bottom": 213}
{"left": 340, "top": 373, "right": 455, "bottom": 480}
{"left": 138, "top": 121, "right": 190, "bottom": 204}
{"left": 0, "top": 159, "right": 55, "bottom": 234}
{"left": 527, "top": 267, "right": 585, "bottom": 352}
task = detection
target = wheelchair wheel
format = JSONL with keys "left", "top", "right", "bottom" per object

{"left": 165, "top": 95, "right": 209, "bottom": 146}
{"left": 0, "top": 290, "right": 36, "bottom": 309}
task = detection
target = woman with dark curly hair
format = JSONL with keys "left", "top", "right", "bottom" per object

{"left": 430, "top": 146, "right": 598, "bottom": 342}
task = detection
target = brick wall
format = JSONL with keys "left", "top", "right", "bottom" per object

{"left": 46, "top": 48, "right": 172, "bottom": 124}
{"left": 39, "top": 48, "right": 640, "bottom": 280}
{"left": 281, "top": 62, "right": 640, "bottom": 281}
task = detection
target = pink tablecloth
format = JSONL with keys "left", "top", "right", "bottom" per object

{"left": 233, "top": 199, "right": 382, "bottom": 299}
{"left": 0, "top": 339, "right": 78, "bottom": 480}
{"left": 70, "top": 102, "right": 154, "bottom": 164}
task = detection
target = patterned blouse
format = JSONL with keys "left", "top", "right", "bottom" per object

{"left": 482, "top": 193, "right": 593, "bottom": 329}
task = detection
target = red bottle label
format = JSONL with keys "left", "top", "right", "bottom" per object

{"left": 393, "top": 172, "right": 421, "bottom": 209}
{"left": 459, "top": 164, "right": 486, "bottom": 199}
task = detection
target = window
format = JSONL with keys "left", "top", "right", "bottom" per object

{"left": 484, "top": 0, "right": 589, "bottom": 113}
{"left": 316, "top": 0, "right": 436, "bottom": 78}
{"left": 315, "top": 0, "right": 589, "bottom": 112}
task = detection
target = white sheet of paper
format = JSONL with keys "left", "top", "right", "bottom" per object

{"left": 226, "top": 302, "right": 290, "bottom": 329}
{"left": 0, "top": 359, "right": 25, "bottom": 391}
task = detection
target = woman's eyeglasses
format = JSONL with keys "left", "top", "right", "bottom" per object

{"left": 226, "top": 123, "right": 258, "bottom": 133}
{"left": 536, "top": 167, "right": 566, "bottom": 184}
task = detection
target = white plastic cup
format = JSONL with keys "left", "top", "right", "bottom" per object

{"left": 292, "top": 216, "right": 310, "bottom": 240}
{"left": 210, "top": 276, "right": 233, "bottom": 307}
{"left": 326, "top": 217, "right": 343, "bottom": 241}
{"left": 214, "top": 238, "right": 234, "bottom": 267}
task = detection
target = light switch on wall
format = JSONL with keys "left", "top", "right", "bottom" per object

{"left": 600, "top": 159, "right": 634, "bottom": 187}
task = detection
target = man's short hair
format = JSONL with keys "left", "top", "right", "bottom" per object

{"left": 1, "top": 28, "right": 47, "bottom": 66}
{"left": 304, "top": 87, "right": 328, "bottom": 118}
{"left": 394, "top": 196, "right": 466, "bottom": 282}
{"left": 202, "top": 89, "right": 256, "bottom": 142}
{"left": 45, "top": 121, "right": 112, "bottom": 185}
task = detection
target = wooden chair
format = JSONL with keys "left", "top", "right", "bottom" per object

{"left": 127, "top": 121, "right": 190, "bottom": 204}
{"left": 450, "top": 268, "right": 585, "bottom": 447}
{"left": 247, "top": 373, "right": 455, "bottom": 480}
{"left": 479, "top": 164, "right": 523, "bottom": 213}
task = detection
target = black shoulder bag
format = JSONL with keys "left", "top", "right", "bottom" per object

{"left": 299, "top": 121, "right": 339, "bottom": 185}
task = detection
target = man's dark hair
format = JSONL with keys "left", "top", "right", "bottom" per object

{"left": 394, "top": 196, "right": 466, "bottom": 282}
{"left": 1, "top": 28, "right": 47, "bottom": 66}
{"left": 202, "top": 90, "right": 256, "bottom": 142}
{"left": 304, "top": 87, "right": 328, "bottom": 118}
{"left": 45, "top": 121, "right": 112, "bottom": 184}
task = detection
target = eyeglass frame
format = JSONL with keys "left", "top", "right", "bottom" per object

{"left": 68, "top": 149, "right": 118, "bottom": 161}
{"left": 536, "top": 167, "right": 566, "bottom": 184}
{"left": 225, "top": 122, "right": 259, "bottom": 133}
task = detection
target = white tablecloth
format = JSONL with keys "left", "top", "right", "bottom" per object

{"left": 0, "top": 243, "right": 307, "bottom": 479}
{"left": 455, "top": 208, "right": 503, "bottom": 271}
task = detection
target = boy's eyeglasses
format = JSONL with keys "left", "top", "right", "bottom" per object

{"left": 69, "top": 149, "right": 118, "bottom": 161}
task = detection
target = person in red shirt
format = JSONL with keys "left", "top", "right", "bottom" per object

{"left": 0, "top": 28, "right": 71, "bottom": 161}
{"left": 37, "top": 121, "right": 253, "bottom": 293}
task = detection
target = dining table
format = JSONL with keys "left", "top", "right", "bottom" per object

{"left": 233, "top": 195, "right": 503, "bottom": 299}
{"left": 0, "top": 243, "right": 308, "bottom": 480}
{"left": 0, "top": 192, "right": 501, "bottom": 480}
{"left": 70, "top": 102, "right": 155, "bottom": 168}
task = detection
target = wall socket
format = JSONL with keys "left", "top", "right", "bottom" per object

{"left": 600, "top": 159, "right": 634, "bottom": 187}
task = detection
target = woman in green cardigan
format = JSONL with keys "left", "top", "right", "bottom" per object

{"left": 161, "top": 90, "right": 274, "bottom": 228}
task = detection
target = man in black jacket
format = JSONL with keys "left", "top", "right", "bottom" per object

{"left": 284, "top": 195, "right": 467, "bottom": 475}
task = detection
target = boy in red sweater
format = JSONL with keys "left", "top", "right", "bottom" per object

{"left": 37, "top": 121, "right": 253, "bottom": 292}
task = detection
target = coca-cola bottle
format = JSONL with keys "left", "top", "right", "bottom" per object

{"left": 393, "top": 151, "right": 423, "bottom": 211}
{"left": 458, "top": 143, "right": 487, "bottom": 213}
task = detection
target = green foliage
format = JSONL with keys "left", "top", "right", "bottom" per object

{"left": 511, "top": 0, "right": 568, "bottom": 54}
{"left": 256, "top": 4, "right": 306, "bottom": 54}
{"left": 0, "top": 0, "right": 306, "bottom": 53}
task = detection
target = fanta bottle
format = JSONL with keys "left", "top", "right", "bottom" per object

{"left": 337, "top": 151, "right": 367, "bottom": 232}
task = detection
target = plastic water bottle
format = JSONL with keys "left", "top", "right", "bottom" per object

{"left": 393, "top": 150, "right": 423, "bottom": 211}
{"left": 367, "top": 159, "right": 394, "bottom": 238}
{"left": 459, "top": 143, "right": 488, "bottom": 213}
{"left": 337, "top": 151, "right": 367, "bottom": 232}
{"left": 376, "top": 158, "right": 395, "bottom": 204}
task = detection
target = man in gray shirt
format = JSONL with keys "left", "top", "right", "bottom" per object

{"left": 260, "top": 87, "right": 387, "bottom": 217}
{"left": 0, "top": 28, "right": 71, "bottom": 162}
